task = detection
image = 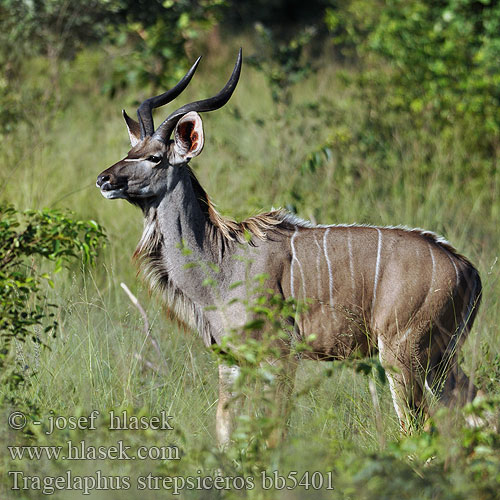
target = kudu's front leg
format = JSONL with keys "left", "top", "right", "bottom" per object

{"left": 216, "top": 363, "right": 241, "bottom": 448}
{"left": 216, "top": 356, "right": 298, "bottom": 449}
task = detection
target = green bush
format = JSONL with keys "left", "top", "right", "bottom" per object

{"left": 106, "top": 0, "right": 226, "bottom": 92}
{"left": 334, "top": 402, "right": 500, "bottom": 500}
{"left": 327, "top": 0, "right": 500, "bottom": 150}
{"left": 0, "top": 205, "right": 105, "bottom": 401}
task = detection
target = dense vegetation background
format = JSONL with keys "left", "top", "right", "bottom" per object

{"left": 0, "top": 1, "right": 499, "bottom": 498}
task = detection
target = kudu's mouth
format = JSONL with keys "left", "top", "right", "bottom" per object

{"left": 96, "top": 177, "right": 127, "bottom": 199}
{"left": 100, "top": 186, "right": 126, "bottom": 199}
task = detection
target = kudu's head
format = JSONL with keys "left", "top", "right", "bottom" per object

{"left": 96, "top": 50, "right": 242, "bottom": 204}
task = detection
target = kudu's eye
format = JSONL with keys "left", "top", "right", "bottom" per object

{"left": 147, "top": 155, "right": 162, "bottom": 164}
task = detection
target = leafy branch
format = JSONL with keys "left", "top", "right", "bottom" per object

{"left": 0, "top": 204, "right": 106, "bottom": 394}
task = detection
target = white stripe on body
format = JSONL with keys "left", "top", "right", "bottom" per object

{"left": 290, "top": 228, "right": 307, "bottom": 300}
{"left": 371, "top": 228, "right": 382, "bottom": 313}
{"left": 314, "top": 237, "right": 323, "bottom": 298}
{"left": 445, "top": 252, "right": 460, "bottom": 288}
{"left": 323, "top": 228, "right": 334, "bottom": 307}
{"left": 347, "top": 229, "right": 355, "bottom": 295}
{"left": 399, "top": 327, "right": 413, "bottom": 345}
{"left": 427, "top": 244, "right": 436, "bottom": 296}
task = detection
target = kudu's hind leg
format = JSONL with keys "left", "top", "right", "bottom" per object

{"left": 405, "top": 322, "right": 478, "bottom": 428}
{"left": 429, "top": 268, "right": 482, "bottom": 409}
{"left": 265, "top": 354, "right": 298, "bottom": 448}
{"left": 439, "top": 359, "right": 477, "bottom": 406}
{"left": 439, "top": 357, "right": 491, "bottom": 428}
{"left": 423, "top": 312, "right": 478, "bottom": 410}
{"left": 378, "top": 334, "right": 426, "bottom": 432}
{"left": 379, "top": 325, "right": 473, "bottom": 432}
{"left": 216, "top": 363, "right": 241, "bottom": 449}
{"left": 424, "top": 334, "right": 477, "bottom": 409}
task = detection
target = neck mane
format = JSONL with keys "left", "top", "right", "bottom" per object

{"left": 133, "top": 165, "right": 293, "bottom": 260}
{"left": 185, "top": 165, "right": 289, "bottom": 244}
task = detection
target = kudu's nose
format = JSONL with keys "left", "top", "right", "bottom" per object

{"left": 96, "top": 173, "right": 111, "bottom": 188}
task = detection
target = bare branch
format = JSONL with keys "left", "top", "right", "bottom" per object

{"left": 134, "top": 352, "right": 163, "bottom": 375}
{"left": 120, "top": 282, "right": 166, "bottom": 369}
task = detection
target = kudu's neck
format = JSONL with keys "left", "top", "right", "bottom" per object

{"left": 136, "top": 165, "right": 229, "bottom": 307}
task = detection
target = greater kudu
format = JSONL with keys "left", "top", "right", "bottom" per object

{"left": 97, "top": 50, "right": 482, "bottom": 445}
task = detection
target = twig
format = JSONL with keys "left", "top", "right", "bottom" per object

{"left": 120, "top": 282, "right": 166, "bottom": 368}
{"left": 134, "top": 352, "right": 163, "bottom": 375}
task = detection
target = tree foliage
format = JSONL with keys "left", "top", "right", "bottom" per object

{"left": 327, "top": 0, "right": 500, "bottom": 143}
{"left": 0, "top": 0, "right": 225, "bottom": 132}
{"left": 0, "top": 205, "right": 105, "bottom": 395}
{"left": 108, "top": 0, "right": 226, "bottom": 91}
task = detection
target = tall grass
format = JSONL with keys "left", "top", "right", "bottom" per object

{"left": 0, "top": 44, "right": 498, "bottom": 499}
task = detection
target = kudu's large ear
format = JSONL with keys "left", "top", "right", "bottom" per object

{"left": 170, "top": 111, "right": 204, "bottom": 164}
{"left": 122, "top": 110, "right": 141, "bottom": 147}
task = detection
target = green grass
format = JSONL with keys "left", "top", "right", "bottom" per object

{"left": 0, "top": 44, "right": 499, "bottom": 499}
